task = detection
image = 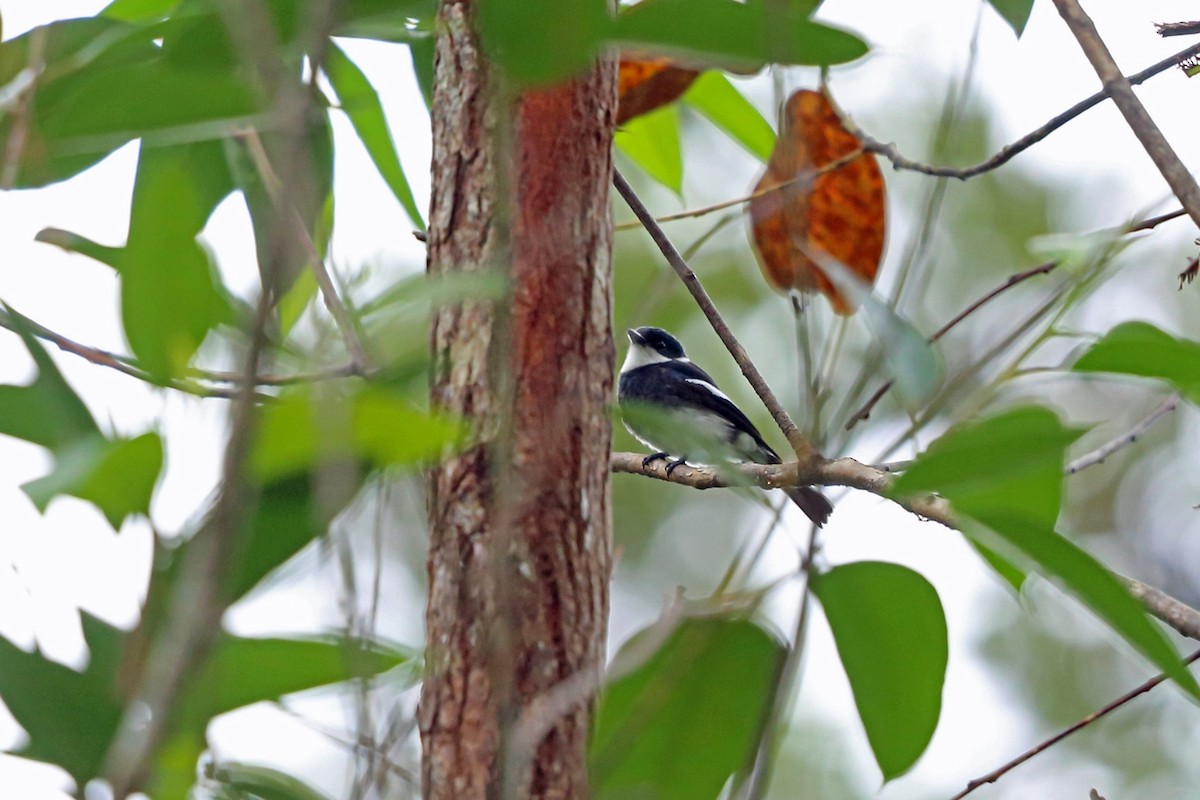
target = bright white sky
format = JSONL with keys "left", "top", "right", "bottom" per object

{"left": 2, "top": 1, "right": 1199, "bottom": 798}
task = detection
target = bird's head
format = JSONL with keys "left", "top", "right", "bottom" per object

{"left": 622, "top": 326, "right": 686, "bottom": 372}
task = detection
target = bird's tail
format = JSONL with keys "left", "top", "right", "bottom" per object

{"left": 783, "top": 486, "right": 833, "bottom": 527}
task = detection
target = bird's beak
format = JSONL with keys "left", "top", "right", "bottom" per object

{"left": 626, "top": 328, "right": 644, "bottom": 345}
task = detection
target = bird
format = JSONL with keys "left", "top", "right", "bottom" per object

{"left": 618, "top": 326, "right": 833, "bottom": 526}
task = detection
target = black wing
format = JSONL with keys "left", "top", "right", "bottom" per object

{"left": 621, "top": 360, "right": 781, "bottom": 464}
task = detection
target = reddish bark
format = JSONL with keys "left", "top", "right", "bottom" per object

{"left": 419, "top": 2, "right": 616, "bottom": 798}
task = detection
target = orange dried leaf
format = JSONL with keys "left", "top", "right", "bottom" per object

{"left": 617, "top": 57, "right": 701, "bottom": 124}
{"left": 748, "top": 89, "right": 886, "bottom": 315}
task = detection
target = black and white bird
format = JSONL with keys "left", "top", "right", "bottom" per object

{"left": 618, "top": 326, "right": 833, "bottom": 527}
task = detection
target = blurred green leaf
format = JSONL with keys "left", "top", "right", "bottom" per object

{"left": 0, "top": 313, "right": 99, "bottom": 450}
{"left": 409, "top": 35, "right": 435, "bottom": 111}
{"left": 683, "top": 72, "right": 775, "bottom": 162}
{"left": 891, "top": 407, "right": 1082, "bottom": 529}
{"left": 22, "top": 432, "right": 163, "bottom": 529}
{"left": 277, "top": 270, "right": 319, "bottom": 337}
{"left": 3, "top": 30, "right": 260, "bottom": 186}
{"left": 986, "top": 0, "right": 1034, "bottom": 37}
{"left": 478, "top": 0, "right": 609, "bottom": 85}
{"left": 968, "top": 512, "right": 1200, "bottom": 699}
{"left": 230, "top": 475, "right": 332, "bottom": 600}
{"left": 101, "top": 0, "right": 182, "bottom": 21}
{"left": 856, "top": 290, "right": 941, "bottom": 407}
{"left": 34, "top": 228, "right": 122, "bottom": 270}
{"left": 591, "top": 616, "right": 784, "bottom": 800}
{"left": 614, "top": 0, "right": 868, "bottom": 72}
{"left": 0, "top": 613, "right": 124, "bottom": 786}
{"left": 251, "top": 386, "right": 466, "bottom": 481}
{"left": 811, "top": 562, "right": 947, "bottom": 780}
{"left": 0, "top": 18, "right": 160, "bottom": 185}
{"left": 1073, "top": 321, "right": 1200, "bottom": 403}
{"left": 336, "top": 0, "right": 438, "bottom": 41}
{"left": 195, "top": 635, "right": 417, "bottom": 719}
{"left": 967, "top": 532, "right": 1028, "bottom": 593}
{"left": 615, "top": 104, "right": 683, "bottom": 195}
{"left": 325, "top": 42, "right": 425, "bottom": 230}
{"left": 122, "top": 142, "right": 234, "bottom": 380}
{"left": 155, "top": 631, "right": 416, "bottom": 798}
{"left": 199, "top": 762, "right": 335, "bottom": 800}
{"left": 892, "top": 408, "right": 1200, "bottom": 699}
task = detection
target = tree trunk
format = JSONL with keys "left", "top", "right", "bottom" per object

{"left": 418, "top": 1, "right": 617, "bottom": 797}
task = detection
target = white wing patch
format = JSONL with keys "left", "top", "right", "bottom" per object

{"left": 685, "top": 378, "right": 733, "bottom": 403}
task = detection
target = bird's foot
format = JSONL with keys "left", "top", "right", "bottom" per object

{"left": 642, "top": 452, "right": 669, "bottom": 468}
{"left": 664, "top": 457, "right": 689, "bottom": 477}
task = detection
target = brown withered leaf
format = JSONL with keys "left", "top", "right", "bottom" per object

{"left": 617, "top": 57, "right": 701, "bottom": 125}
{"left": 748, "top": 89, "right": 886, "bottom": 315}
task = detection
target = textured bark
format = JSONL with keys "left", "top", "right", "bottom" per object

{"left": 418, "top": 2, "right": 616, "bottom": 798}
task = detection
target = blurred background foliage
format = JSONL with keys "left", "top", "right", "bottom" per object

{"left": 1, "top": 0, "right": 1200, "bottom": 798}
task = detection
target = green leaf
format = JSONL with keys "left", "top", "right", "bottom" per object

{"left": 34, "top": 228, "right": 122, "bottom": 270}
{"left": 156, "top": 632, "right": 416, "bottom": 798}
{"left": 891, "top": 407, "right": 1082, "bottom": 529}
{"left": 123, "top": 142, "right": 234, "bottom": 380}
{"left": 230, "top": 474, "right": 334, "bottom": 600}
{"left": 0, "top": 17, "right": 262, "bottom": 187}
{"left": 0, "top": 613, "right": 124, "bottom": 786}
{"left": 251, "top": 386, "right": 466, "bottom": 482}
{"left": 101, "top": 0, "right": 182, "bottom": 21}
{"left": 967, "top": 513, "right": 1200, "bottom": 699}
{"left": 856, "top": 290, "right": 941, "bottom": 407}
{"left": 892, "top": 407, "right": 1200, "bottom": 699}
{"left": 615, "top": 105, "right": 683, "bottom": 195}
{"left": 683, "top": 72, "right": 775, "bottom": 162}
{"left": 478, "top": 0, "right": 609, "bottom": 85}
{"left": 0, "top": 312, "right": 99, "bottom": 450}
{"left": 335, "top": 0, "right": 438, "bottom": 41}
{"left": 985, "top": 0, "right": 1035, "bottom": 37}
{"left": 613, "top": 0, "right": 868, "bottom": 72}
{"left": 200, "top": 762, "right": 335, "bottom": 800}
{"left": 811, "top": 562, "right": 947, "bottom": 780}
{"left": 325, "top": 42, "right": 425, "bottom": 230}
{"left": 199, "top": 635, "right": 416, "bottom": 718}
{"left": 22, "top": 432, "right": 163, "bottom": 529}
{"left": 409, "top": 35, "right": 435, "bottom": 111}
{"left": 591, "top": 616, "right": 784, "bottom": 800}
{"left": 0, "top": 19, "right": 159, "bottom": 185}
{"left": 1073, "top": 321, "right": 1200, "bottom": 403}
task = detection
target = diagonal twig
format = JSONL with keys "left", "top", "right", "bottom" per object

{"left": 1066, "top": 393, "right": 1180, "bottom": 473}
{"left": 950, "top": 648, "right": 1200, "bottom": 799}
{"left": 844, "top": 260, "right": 1061, "bottom": 430}
{"left": 844, "top": 40, "right": 1200, "bottom": 181}
{"left": 1053, "top": 0, "right": 1200, "bottom": 229}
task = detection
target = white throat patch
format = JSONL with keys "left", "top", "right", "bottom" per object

{"left": 620, "top": 343, "right": 673, "bottom": 373}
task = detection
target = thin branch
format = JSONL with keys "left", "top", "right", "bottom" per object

{"left": 610, "top": 452, "right": 1200, "bottom": 639}
{"left": 1156, "top": 20, "right": 1200, "bottom": 37}
{"left": 613, "top": 148, "right": 864, "bottom": 231}
{"left": 612, "top": 168, "right": 819, "bottom": 463}
{"left": 1054, "top": 0, "right": 1200, "bottom": 229}
{"left": 845, "top": 40, "right": 1200, "bottom": 181}
{"left": 610, "top": 450, "right": 952, "bottom": 526}
{"left": 0, "top": 304, "right": 358, "bottom": 397}
{"left": 950, "top": 648, "right": 1200, "bottom": 799}
{"left": 844, "top": 260, "right": 1061, "bottom": 429}
{"left": 1119, "top": 575, "right": 1200, "bottom": 640}
{"left": 1066, "top": 394, "right": 1180, "bottom": 473}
